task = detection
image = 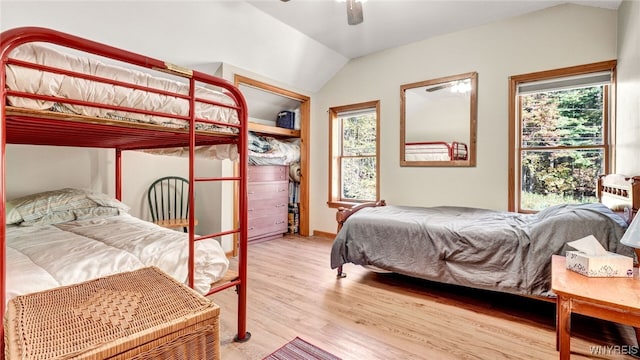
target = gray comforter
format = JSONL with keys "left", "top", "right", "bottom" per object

{"left": 330, "top": 203, "right": 633, "bottom": 297}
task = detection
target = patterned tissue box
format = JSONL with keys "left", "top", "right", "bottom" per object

{"left": 566, "top": 250, "right": 634, "bottom": 277}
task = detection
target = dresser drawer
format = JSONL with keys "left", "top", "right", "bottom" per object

{"left": 248, "top": 182, "right": 288, "bottom": 201}
{"left": 248, "top": 165, "right": 288, "bottom": 182}
{"left": 248, "top": 211, "right": 288, "bottom": 238}
{"left": 247, "top": 165, "right": 290, "bottom": 242}
{"left": 248, "top": 197, "right": 288, "bottom": 217}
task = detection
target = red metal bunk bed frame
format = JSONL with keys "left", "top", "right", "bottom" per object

{"left": 0, "top": 27, "right": 250, "bottom": 344}
{"left": 450, "top": 141, "right": 468, "bottom": 160}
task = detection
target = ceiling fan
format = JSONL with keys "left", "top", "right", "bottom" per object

{"left": 279, "top": 0, "right": 364, "bottom": 26}
{"left": 426, "top": 80, "right": 472, "bottom": 93}
{"left": 346, "top": 0, "right": 364, "bottom": 25}
{"left": 426, "top": 83, "right": 455, "bottom": 93}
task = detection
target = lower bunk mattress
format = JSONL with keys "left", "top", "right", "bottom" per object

{"left": 6, "top": 212, "right": 229, "bottom": 306}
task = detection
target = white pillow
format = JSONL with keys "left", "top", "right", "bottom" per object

{"left": 6, "top": 188, "right": 129, "bottom": 225}
{"left": 5, "top": 201, "right": 22, "bottom": 224}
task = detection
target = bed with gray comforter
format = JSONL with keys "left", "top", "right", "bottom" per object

{"left": 330, "top": 203, "right": 633, "bottom": 297}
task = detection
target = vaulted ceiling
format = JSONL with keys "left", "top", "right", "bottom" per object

{"left": 0, "top": 1, "right": 622, "bottom": 93}
{"left": 248, "top": 0, "right": 622, "bottom": 59}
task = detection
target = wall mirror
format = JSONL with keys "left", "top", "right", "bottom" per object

{"left": 400, "top": 71, "right": 477, "bottom": 167}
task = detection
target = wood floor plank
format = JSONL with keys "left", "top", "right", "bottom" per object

{"left": 211, "top": 235, "right": 637, "bottom": 359}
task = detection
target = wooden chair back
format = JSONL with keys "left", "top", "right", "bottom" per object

{"left": 147, "top": 176, "right": 195, "bottom": 232}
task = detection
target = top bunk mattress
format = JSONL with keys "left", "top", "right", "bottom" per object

{"left": 5, "top": 43, "right": 240, "bottom": 135}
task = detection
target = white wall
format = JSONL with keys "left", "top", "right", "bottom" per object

{"left": 405, "top": 89, "right": 470, "bottom": 143}
{"left": 6, "top": 145, "right": 112, "bottom": 199}
{"left": 311, "top": 4, "right": 619, "bottom": 233}
{"left": 616, "top": 1, "right": 640, "bottom": 174}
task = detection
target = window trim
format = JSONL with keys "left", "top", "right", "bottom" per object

{"left": 508, "top": 60, "right": 616, "bottom": 212}
{"left": 328, "top": 100, "right": 380, "bottom": 209}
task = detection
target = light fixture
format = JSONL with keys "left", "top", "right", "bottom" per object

{"left": 620, "top": 213, "right": 640, "bottom": 262}
{"left": 336, "top": 0, "right": 365, "bottom": 25}
{"left": 451, "top": 79, "right": 472, "bottom": 94}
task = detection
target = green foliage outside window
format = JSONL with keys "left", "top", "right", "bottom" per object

{"left": 341, "top": 112, "right": 376, "bottom": 201}
{"left": 520, "top": 86, "right": 605, "bottom": 210}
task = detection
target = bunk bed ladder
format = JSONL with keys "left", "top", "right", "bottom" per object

{"left": 183, "top": 74, "right": 250, "bottom": 343}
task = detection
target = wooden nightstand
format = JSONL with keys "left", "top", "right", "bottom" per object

{"left": 551, "top": 255, "right": 640, "bottom": 359}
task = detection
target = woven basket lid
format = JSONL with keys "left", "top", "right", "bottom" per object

{"left": 5, "top": 266, "right": 219, "bottom": 360}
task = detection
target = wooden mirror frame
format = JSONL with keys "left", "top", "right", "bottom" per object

{"left": 400, "top": 71, "right": 478, "bottom": 167}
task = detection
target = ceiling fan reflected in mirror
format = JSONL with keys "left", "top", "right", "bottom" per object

{"left": 345, "top": 0, "right": 364, "bottom": 25}
{"left": 426, "top": 79, "right": 472, "bottom": 93}
{"left": 279, "top": 0, "right": 365, "bottom": 26}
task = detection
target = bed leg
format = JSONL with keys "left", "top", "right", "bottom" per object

{"left": 337, "top": 266, "right": 347, "bottom": 278}
{"left": 234, "top": 332, "right": 252, "bottom": 343}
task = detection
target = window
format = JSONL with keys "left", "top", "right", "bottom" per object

{"left": 508, "top": 61, "right": 616, "bottom": 212}
{"left": 328, "top": 100, "right": 380, "bottom": 208}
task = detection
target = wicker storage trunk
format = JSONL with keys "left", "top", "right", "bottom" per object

{"left": 4, "top": 267, "right": 220, "bottom": 360}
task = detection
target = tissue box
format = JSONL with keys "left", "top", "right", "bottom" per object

{"left": 566, "top": 251, "right": 634, "bottom": 277}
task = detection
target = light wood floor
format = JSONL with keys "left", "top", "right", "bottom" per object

{"left": 211, "top": 235, "right": 637, "bottom": 360}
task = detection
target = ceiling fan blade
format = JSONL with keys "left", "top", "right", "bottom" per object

{"left": 426, "top": 83, "right": 454, "bottom": 92}
{"left": 346, "top": 0, "right": 363, "bottom": 25}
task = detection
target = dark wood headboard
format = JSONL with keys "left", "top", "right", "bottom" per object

{"left": 336, "top": 200, "right": 386, "bottom": 232}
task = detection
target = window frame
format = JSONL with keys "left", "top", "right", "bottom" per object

{"left": 328, "top": 100, "right": 380, "bottom": 209}
{"left": 508, "top": 60, "right": 616, "bottom": 212}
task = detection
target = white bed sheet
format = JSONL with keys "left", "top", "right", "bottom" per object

{"left": 405, "top": 143, "right": 451, "bottom": 161}
{"left": 405, "top": 153, "right": 451, "bottom": 161}
{"left": 6, "top": 43, "right": 241, "bottom": 160}
{"left": 7, "top": 43, "right": 239, "bottom": 128}
{"left": 6, "top": 213, "right": 229, "bottom": 305}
